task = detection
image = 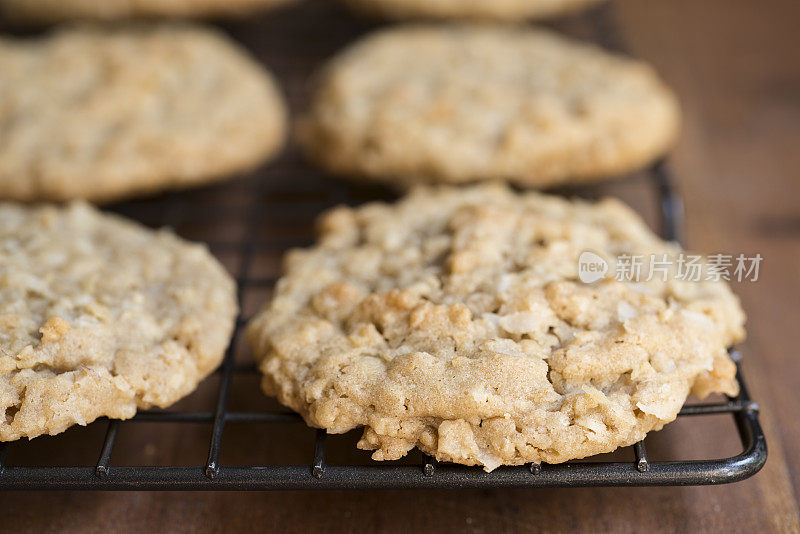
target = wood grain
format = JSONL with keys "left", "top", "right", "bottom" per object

{"left": 2, "top": 0, "right": 799, "bottom": 532}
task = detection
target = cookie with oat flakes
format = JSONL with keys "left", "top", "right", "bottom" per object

{"left": 0, "top": 24, "right": 287, "bottom": 203}
{"left": 247, "top": 185, "right": 743, "bottom": 470}
{"left": 299, "top": 25, "right": 679, "bottom": 189}
{"left": 0, "top": 202, "right": 237, "bottom": 440}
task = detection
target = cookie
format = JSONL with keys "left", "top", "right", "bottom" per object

{"left": 0, "top": 24, "right": 287, "bottom": 203}
{"left": 338, "top": 0, "right": 604, "bottom": 21}
{"left": 0, "top": 0, "right": 296, "bottom": 23}
{"left": 299, "top": 25, "right": 680, "bottom": 189}
{"left": 0, "top": 202, "right": 237, "bottom": 440}
{"left": 247, "top": 185, "right": 744, "bottom": 470}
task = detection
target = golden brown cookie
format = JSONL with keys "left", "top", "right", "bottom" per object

{"left": 338, "top": 0, "right": 605, "bottom": 21}
{"left": 248, "top": 185, "right": 743, "bottom": 470}
{"left": 0, "top": 0, "right": 296, "bottom": 23}
{"left": 299, "top": 25, "right": 680, "bottom": 189}
{"left": 0, "top": 24, "right": 287, "bottom": 203}
{"left": 0, "top": 202, "right": 237, "bottom": 440}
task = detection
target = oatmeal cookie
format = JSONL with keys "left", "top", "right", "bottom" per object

{"left": 0, "top": 24, "right": 287, "bottom": 203}
{"left": 248, "top": 185, "right": 744, "bottom": 470}
{"left": 338, "top": 0, "right": 604, "bottom": 21}
{"left": 299, "top": 25, "right": 679, "bottom": 188}
{"left": 0, "top": 202, "right": 237, "bottom": 440}
{"left": 0, "top": 0, "right": 296, "bottom": 23}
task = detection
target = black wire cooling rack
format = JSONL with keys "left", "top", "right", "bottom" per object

{"left": 0, "top": 3, "right": 766, "bottom": 491}
{"left": 0, "top": 159, "right": 767, "bottom": 490}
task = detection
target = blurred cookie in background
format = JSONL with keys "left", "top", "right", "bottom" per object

{"left": 0, "top": 24, "right": 287, "bottom": 203}
{"left": 337, "top": 0, "right": 604, "bottom": 21}
{"left": 0, "top": 0, "right": 297, "bottom": 24}
{"left": 298, "top": 24, "right": 680, "bottom": 189}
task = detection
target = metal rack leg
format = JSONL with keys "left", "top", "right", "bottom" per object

{"left": 634, "top": 441, "right": 649, "bottom": 473}
{"left": 96, "top": 420, "right": 120, "bottom": 479}
{"left": 204, "top": 176, "right": 264, "bottom": 479}
{"left": 312, "top": 430, "right": 327, "bottom": 479}
{"left": 422, "top": 454, "right": 437, "bottom": 477}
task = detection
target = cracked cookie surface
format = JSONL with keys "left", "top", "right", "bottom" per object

{"left": 0, "top": 0, "right": 296, "bottom": 23}
{"left": 339, "top": 0, "right": 604, "bottom": 21}
{"left": 248, "top": 185, "right": 744, "bottom": 470}
{"left": 0, "top": 24, "right": 287, "bottom": 203}
{"left": 299, "top": 25, "right": 679, "bottom": 189}
{"left": 0, "top": 202, "right": 237, "bottom": 440}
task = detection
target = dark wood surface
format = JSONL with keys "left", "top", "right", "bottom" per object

{"left": 3, "top": 0, "right": 800, "bottom": 532}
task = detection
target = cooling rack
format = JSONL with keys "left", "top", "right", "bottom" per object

{"left": 0, "top": 158, "right": 767, "bottom": 490}
{"left": 0, "top": 3, "right": 766, "bottom": 490}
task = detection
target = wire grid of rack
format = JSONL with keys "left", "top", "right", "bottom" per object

{"left": 0, "top": 159, "right": 767, "bottom": 490}
{"left": 0, "top": 3, "right": 766, "bottom": 491}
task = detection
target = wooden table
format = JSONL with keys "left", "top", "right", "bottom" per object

{"left": 3, "top": 0, "right": 800, "bottom": 531}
